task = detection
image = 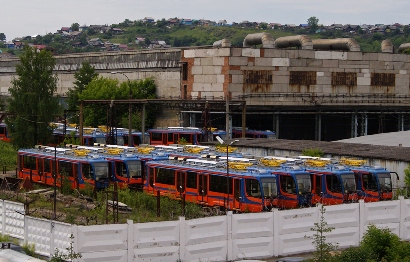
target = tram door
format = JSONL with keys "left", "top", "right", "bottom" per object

{"left": 198, "top": 174, "right": 208, "bottom": 203}
{"left": 37, "top": 158, "right": 44, "bottom": 183}
{"left": 176, "top": 171, "right": 186, "bottom": 198}
{"left": 233, "top": 179, "right": 241, "bottom": 210}
{"left": 162, "top": 133, "right": 168, "bottom": 145}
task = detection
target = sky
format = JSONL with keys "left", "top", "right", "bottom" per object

{"left": 2, "top": 0, "right": 410, "bottom": 41}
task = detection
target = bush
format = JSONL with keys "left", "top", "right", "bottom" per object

{"left": 302, "top": 148, "right": 324, "bottom": 157}
{"left": 360, "top": 225, "right": 403, "bottom": 261}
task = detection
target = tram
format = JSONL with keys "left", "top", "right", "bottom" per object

{"left": 340, "top": 158, "right": 399, "bottom": 201}
{"left": 148, "top": 127, "right": 204, "bottom": 145}
{"left": 302, "top": 158, "right": 358, "bottom": 205}
{"left": 232, "top": 128, "right": 276, "bottom": 139}
{"left": 257, "top": 156, "right": 313, "bottom": 209}
{"left": 18, "top": 146, "right": 111, "bottom": 190}
{"left": 144, "top": 157, "right": 278, "bottom": 212}
{"left": 0, "top": 122, "right": 10, "bottom": 142}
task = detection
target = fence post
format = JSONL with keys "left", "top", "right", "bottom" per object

{"left": 227, "top": 211, "right": 233, "bottom": 261}
{"left": 179, "top": 216, "right": 185, "bottom": 261}
{"left": 359, "top": 199, "right": 365, "bottom": 241}
{"left": 157, "top": 190, "right": 160, "bottom": 217}
{"left": 273, "top": 208, "right": 279, "bottom": 257}
{"left": 127, "top": 220, "right": 134, "bottom": 262}
{"left": 23, "top": 215, "right": 28, "bottom": 245}
{"left": 399, "top": 196, "right": 406, "bottom": 240}
{"left": 50, "top": 221, "right": 55, "bottom": 258}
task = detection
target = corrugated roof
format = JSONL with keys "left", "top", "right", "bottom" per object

{"left": 337, "top": 130, "right": 410, "bottom": 147}
{"left": 229, "top": 136, "right": 410, "bottom": 162}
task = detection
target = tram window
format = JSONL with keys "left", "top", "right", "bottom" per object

{"left": 59, "top": 161, "right": 73, "bottom": 177}
{"left": 246, "top": 179, "right": 261, "bottom": 197}
{"left": 22, "top": 155, "right": 36, "bottom": 170}
{"left": 209, "top": 175, "right": 232, "bottom": 194}
{"left": 149, "top": 168, "right": 154, "bottom": 187}
{"left": 186, "top": 171, "right": 197, "bottom": 189}
{"left": 280, "top": 176, "right": 296, "bottom": 193}
{"left": 155, "top": 168, "right": 175, "bottom": 185}
{"left": 151, "top": 133, "right": 162, "bottom": 141}
{"left": 326, "top": 175, "right": 341, "bottom": 193}
{"left": 44, "top": 159, "right": 52, "bottom": 173}
{"left": 260, "top": 134, "right": 267, "bottom": 138}
{"left": 82, "top": 163, "right": 94, "bottom": 180}
{"left": 116, "top": 162, "right": 127, "bottom": 177}
{"left": 168, "top": 133, "right": 174, "bottom": 142}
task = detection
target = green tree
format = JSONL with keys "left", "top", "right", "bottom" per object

{"left": 79, "top": 77, "right": 157, "bottom": 130}
{"left": 306, "top": 205, "right": 337, "bottom": 262}
{"left": 307, "top": 16, "right": 319, "bottom": 33}
{"left": 259, "top": 22, "right": 268, "bottom": 30}
{"left": 66, "top": 62, "right": 98, "bottom": 111}
{"left": 71, "top": 23, "right": 80, "bottom": 32}
{"left": 6, "top": 46, "right": 61, "bottom": 148}
{"left": 0, "top": 33, "right": 6, "bottom": 42}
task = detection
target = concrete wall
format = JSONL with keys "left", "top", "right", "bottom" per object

{"left": 183, "top": 47, "right": 410, "bottom": 107}
{"left": 0, "top": 50, "right": 182, "bottom": 98}
{"left": 1, "top": 198, "right": 410, "bottom": 261}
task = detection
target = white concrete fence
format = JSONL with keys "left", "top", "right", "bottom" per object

{"left": 0, "top": 197, "right": 409, "bottom": 261}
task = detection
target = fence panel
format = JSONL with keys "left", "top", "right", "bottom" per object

{"left": 51, "top": 220, "right": 72, "bottom": 256}
{"left": 26, "top": 216, "right": 52, "bottom": 257}
{"left": 4, "top": 200, "right": 24, "bottom": 239}
{"left": 75, "top": 224, "right": 128, "bottom": 262}
{"left": 324, "top": 203, "right": 360, "bottom": 248}
{"left": 183, "top": 215, "right": 227, "bottom": 262}
{"left": 231, "top": 212, "right": 274, "bottom": 260}
{"left": 132, "top": 220, "right": 180, "bottom": 262}
{"left": 276, "top": 207, "right": 318, "bottom": 256}
{"left": 362, "top": 200, "right": 401, "bottom": 236}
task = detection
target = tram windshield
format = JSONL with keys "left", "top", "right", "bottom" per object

{"left": 260, "top": 177, "right": 278, "bottom": 198}
{"left": 377, "top": 173, "right": 392, "bottom": 191}
{"left": 295, "top": 174, "right": 311, "bottom": 194}
{"left": 128, "top": 160, "right": 142, "bottom": 178}
{"left": 94, "top": 162, "right": 109, "bottom": 181}
{"left": 362, "top": 173, "right": 378, "bottom": 191}
{"left": 341, "top": 174, "right": 356, "bottom": 192}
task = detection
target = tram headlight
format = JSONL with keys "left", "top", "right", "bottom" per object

{"left": 299, "top": 191, "right": 302, "bottom": 195}
{"left": 345, "top": 190, "right": 348, "bottom": 194}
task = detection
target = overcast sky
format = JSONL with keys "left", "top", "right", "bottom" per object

{"left": 2, "top": 0, "right": 410, "bottom": 41}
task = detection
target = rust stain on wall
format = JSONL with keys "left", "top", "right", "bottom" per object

{"left": 289, "top": 71, "right": 317, "bottom": 87}
{"left": 371, "top": 73, "right": 395, "bottom": 87}
{"left": 242, "top": 70, "right": 273, "bottom": 92}
{"left": 332, "top": 72, "right": 357, "bottom": 87}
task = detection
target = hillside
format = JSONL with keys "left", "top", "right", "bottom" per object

{"left": 2, "top": 19, "right": 410, "bottom": 55}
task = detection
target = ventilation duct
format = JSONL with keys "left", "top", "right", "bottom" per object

{"left": 312, "top": 38, "right": 361, "bottom": 51}
{"left": 274, "top": 35, "right": 313, "bottom": 49}
{"left": 213, "top": 39, "right": 231, "bottom": 48}
{"left": 398, "top": 43, "right": 410, "bottom": 53}
{"left": 381, "top": 39, "right": 394, "bottom": 53}
{"left": 243, "top": 32, "right": 274, "bottom": 48}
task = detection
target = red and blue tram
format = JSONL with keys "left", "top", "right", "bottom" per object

{"left": 350, "top": 165, "right": 398, "bottom": 202}
{"left": 0, "top": 123, "right": 10, "bottom": 142}
{"left": 18, "top": 146, "right": 110, "bottom": 190}
{"left": 148, "top": 127, "right": 204, "bottom": 146}
{"left": 306, "top": 164, "right": 358, "bottom": 205}
{"left": 144, "top": 158, "right": 278, "bottom": 212}
{"left": 256, "top": 157, "right": 313, "bottom": 209}
{"left": 232, "top": 128, "right": 276, "bottom": 139}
